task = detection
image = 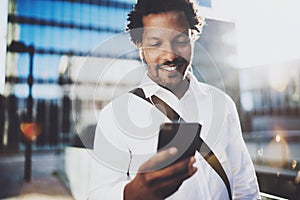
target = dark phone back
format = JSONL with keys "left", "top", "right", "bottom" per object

{"left": 157, "top": 122, "right": 202, "bottom": 165}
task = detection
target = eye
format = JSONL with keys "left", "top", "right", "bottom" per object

{"left": 174, "top": 40, "right": 189, "bottom": 47}
{"left": 177, "top": 40, "right": 189, "bottom": 44}
{"left": 149, "top": 42, "right": 162, "bottom": 47}
{"left": 174, "top": 37, "right": 190, "bottom": 47}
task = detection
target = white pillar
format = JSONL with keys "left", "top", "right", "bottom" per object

{"left": 0, "top": 0, "right": 8, "bottom": 95}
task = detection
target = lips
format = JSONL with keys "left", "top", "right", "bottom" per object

{"left": 156, "top": 56, "right": 188, "bottom": 73}
{"left": 160, "top": 65, "right": 177, "bottom": 72}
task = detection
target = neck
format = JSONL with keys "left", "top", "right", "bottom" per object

{"left": 174, "top": 78, "right": 189, "bottom": 99}
{"left": 161, "top": 78, "right": 189, "bottom": 99}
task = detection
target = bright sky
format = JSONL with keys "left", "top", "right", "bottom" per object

{"left": 199, "top": 0, "right": 300, "bottom": 68}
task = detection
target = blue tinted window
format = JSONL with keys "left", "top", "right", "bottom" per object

{"left": 13, "top": 0, "right": 135, "bottom": 79}
{"left": 198, "top": 0, "right": 211, "bottom": 8}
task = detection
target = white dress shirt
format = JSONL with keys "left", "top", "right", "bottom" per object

{"left": 88, "top": 72, "right": 260, "bottom": 200}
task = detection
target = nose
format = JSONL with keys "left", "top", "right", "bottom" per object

{"left": 161, "top": 44, "right": 178, "bottom": 62}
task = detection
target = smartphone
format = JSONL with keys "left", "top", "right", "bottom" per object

{"left": 157, "top": 122, "right": 202, "bottom": 165}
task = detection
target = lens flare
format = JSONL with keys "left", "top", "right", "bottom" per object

{"left": 275, "top": 134, "right": 281, "bottom": 143}
{"left": 264, "top": 127, "right": 289, "bottom": 168}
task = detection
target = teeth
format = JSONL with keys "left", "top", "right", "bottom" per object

{"left": 163, "top": 66, "right": 177, "bottom": 71}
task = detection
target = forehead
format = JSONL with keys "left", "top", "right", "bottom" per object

{"left": 142, "top": 11, "right": 189, "bottom": 38}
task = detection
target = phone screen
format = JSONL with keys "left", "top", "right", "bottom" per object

{"left": 157, "top": 122, "right": 202, "bottom": 164}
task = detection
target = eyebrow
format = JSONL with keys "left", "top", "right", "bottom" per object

{"left": 144, "top": 37, "right": 161, "bottom": 41}
{"left": 144, "top": 33, "right": 188, "bottom": 41}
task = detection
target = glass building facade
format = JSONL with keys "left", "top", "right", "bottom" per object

{"left": 9, "top": 0, "right": 135, "bottom": 83}
{"left": 5, "top": 0, "right": 139, "bottom": 149}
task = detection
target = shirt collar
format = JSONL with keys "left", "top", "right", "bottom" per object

{"left": 139, "top": 71, "right": 209, "bottom": 99}
{"left": 139, "top": 74, "right": 161, "bottom": 98}
{"left": 185, "top": 71, "right": 209, "bottom": 97}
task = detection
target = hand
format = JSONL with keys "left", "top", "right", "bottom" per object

{"left": 124, "top": 147, "right": 197, "bottom": 200}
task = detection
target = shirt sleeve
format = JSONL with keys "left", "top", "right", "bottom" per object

{"left": 88, "top": 104, "right": 131, "bottom": 200}
{"left": 88, "top": 156, "right": 130, "bottom": 199}
{"left": 227, "top": 100, "right": 261, "bottom": 199}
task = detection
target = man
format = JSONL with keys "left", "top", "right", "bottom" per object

{"left": 88, "top": 0, "right": 260, "bottom": 199}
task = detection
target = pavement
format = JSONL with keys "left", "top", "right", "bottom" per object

{"left": 0, "top": 149, "right": 74, "bottom": 200}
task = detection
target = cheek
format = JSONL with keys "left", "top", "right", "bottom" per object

{"left": 180, "top": 46, "right": 192, "bottom": 61}
{"left": 144, "top": 46, "right": 192, "bottom": 63}
{"left": 143, "top": 49, "right": 160, "bottom": 64}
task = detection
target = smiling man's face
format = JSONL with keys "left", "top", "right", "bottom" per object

{"left": 140, "top": 11, "right": 193, "bottom": 91}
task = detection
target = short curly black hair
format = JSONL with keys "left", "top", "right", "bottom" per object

{"left": 127, "top": 0, "right": 204, "bottom": 44}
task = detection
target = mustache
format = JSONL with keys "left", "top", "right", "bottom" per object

{"left": 157, "top": 56, "right": 188, "bottom": 69}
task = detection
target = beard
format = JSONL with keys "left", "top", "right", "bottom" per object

{"left": 146, "top": 56, "right": 190, "bottom": 91}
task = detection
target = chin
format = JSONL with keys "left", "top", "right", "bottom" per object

{"left": 160, "top": 80, "right": 182, "bottom": 91}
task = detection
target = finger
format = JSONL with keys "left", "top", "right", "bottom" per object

{"left": 160, "top": 162, "right": 197, "bottom": 189}
{"left": 188, "top": 156, "right": 197, "bottom": 176}
{"left": 143, "top": 156, "right": 196, "bottom": 187}
{"left": 140, "top": 147, "right": 178, "bottom": 172}
{"left": 151, "top": 156, "right": 196, "bottom": 182}
{"left": 153, "top": 163, "right": 197, "bottom": 198}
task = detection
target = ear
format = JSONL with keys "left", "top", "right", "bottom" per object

{"left": 136, "top": 42, "right": 144, "bottom": 60}
{"left": 135, "top": 42, "right": 142, "bottom": 49}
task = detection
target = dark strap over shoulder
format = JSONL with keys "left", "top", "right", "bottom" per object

{"left": 130, "top": 88, "right": 232, "bottom": 200}
{"left": 130, "top": 88, "right": 181, "bottom": 122}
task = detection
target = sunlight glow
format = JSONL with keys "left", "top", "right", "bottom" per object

{"left": 236, "top": 0, "right": 300, "bottom": 68}
{"left": 275, "top": 134, "right": 281, "bottom": 143}
{"left": 264, "top": 127, "right": 289, "bottom": 168}
{"left": 268, "top": 67, "right": 289, "bottom": 92}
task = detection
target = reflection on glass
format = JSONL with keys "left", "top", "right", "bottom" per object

{"left": 257, "top": 148, "right": 263, "bottom": 158}
{"left": 291, "top": 160, "right": 297, "bottom": 170}
{"left": 275, "top": 134, "right": 281, "bottom": 143}
{"left": 20, "top": 122, "right": 42, "bottom": 141}
{"left": 265, "top": 132, "right": 289, "bottom": 168}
